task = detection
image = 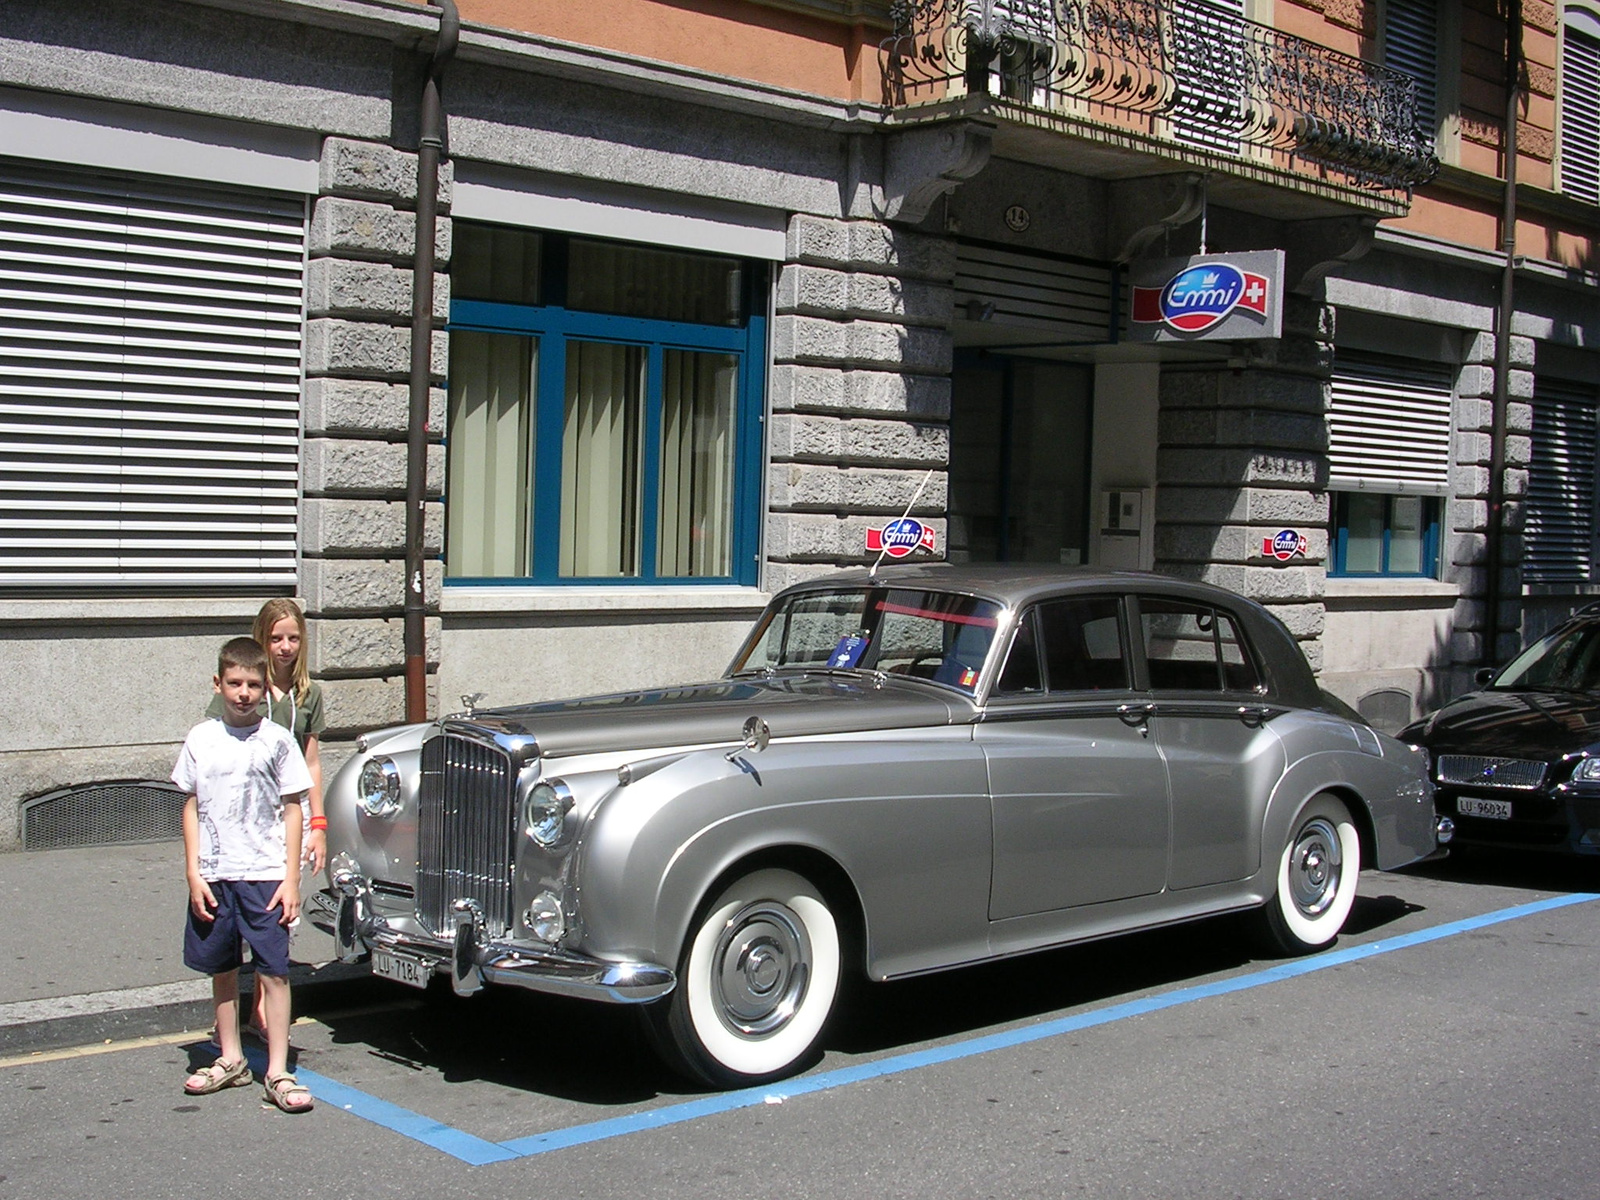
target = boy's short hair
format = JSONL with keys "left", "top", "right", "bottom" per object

{"left": 219, "top": 636, "right": 269, "bottom": 681}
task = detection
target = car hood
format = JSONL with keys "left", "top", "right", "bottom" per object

{"left": 439, "top": 673, "right": 973, "bottom": 760}
{"left": 1404, "top": 688, "right": 1600, "bottom": 759}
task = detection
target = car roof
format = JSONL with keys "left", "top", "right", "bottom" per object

{"left": 775, "top": 562, "right": 1261, "bottom": 611}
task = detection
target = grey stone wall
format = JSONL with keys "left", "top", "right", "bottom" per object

{"left": 1153, "top": 297, "right": 1333, "bottom": 669}
{"left": 765, "top": 216, "right": 957, "bottom": 590}
{"left": 303, "top": 137, "right": 448, "bottom": 736}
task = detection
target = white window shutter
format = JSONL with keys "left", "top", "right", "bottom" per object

{"left": 1328, "top": 353, "right": 1454, "bottom": 495}
{"left": 0, "top": 164, "right": 306, "bottom": 590}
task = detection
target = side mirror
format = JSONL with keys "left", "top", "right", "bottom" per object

{"left": 1473, "top": 667, "right": 1496, "bottom": 687}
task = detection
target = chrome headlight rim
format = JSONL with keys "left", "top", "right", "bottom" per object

{"left": 357, "top": 756, "right": 403, "bottom": 818}
{"left": 523, "top": 777, "right": 574, "bottom": 848}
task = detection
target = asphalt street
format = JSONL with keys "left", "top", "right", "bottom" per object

{"left": 3, "top": 851, "right": 1598, "bottom": 1200}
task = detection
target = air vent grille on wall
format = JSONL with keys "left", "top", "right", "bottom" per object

{"left": 21, "top": 781, "right": 185, "bottom": 850}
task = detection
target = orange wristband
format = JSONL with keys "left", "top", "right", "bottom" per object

{"left": 308, "top": 816, "right": 328, "bottom": 831}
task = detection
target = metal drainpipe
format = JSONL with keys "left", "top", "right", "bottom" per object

{"left": 1484, "top": 0, "right": 1522, "bottom": 668}
{"left": 406, "top": 0, "right": 459, "bottom": 723}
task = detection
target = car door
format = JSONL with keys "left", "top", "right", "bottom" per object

{"left": 1135, "top": 594, "right": 1288, "bottom": 889}
{"left": 979, "top": 595, "right": 1172, "bottom": 919}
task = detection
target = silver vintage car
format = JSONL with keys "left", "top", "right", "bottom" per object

{"left": 314, "top": 565, "right": 1443, "bottom": 1087}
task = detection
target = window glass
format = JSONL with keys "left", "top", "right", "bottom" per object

{"left": 659, "top": 350, "right": 738, "bottom": 578}
{"left": 1036, "top": 596, "right": 1127, "bottom": 691}
{"left": 568, "top": 239, "right": 743, "bottom": 325}
{"left": 560, "top": 342, "right": 645, "bottom": 578}
{"left": 445, "top": 331, "right": 535, "bottom": 577}
{"left": 453, "top": 225, "right": 542, "bottom": 305}
{"left": 1331, "top": 491, "right": 1440, "bottom": 577}
{"left": 1140, "top": 597, "right": 1258, "bottom": 693}
{"left": 1342, "top": 492, "right": 1385, "bottom": 574}
{"left": 996, "top": 611, "right": 1043, "bottom": 693}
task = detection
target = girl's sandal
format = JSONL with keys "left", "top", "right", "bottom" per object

{"left": 184, "top": 1057, "right": 252, "bottom": 1095}
{"left": 264, "top": 1073, "right": 314, "bottom": 1113}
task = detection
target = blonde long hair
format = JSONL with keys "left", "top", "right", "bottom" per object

{"left": 252, "top": 598, "right": 312, "bottom": 704}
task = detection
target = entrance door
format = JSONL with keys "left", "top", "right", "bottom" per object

{"left": 949, "top": 357, "right": 1092, "bottom": 565}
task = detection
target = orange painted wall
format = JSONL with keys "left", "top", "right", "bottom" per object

{"left": 432, "top": 0, "right": 881, "bottom": 101}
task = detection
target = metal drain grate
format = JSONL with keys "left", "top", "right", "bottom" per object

{"left": 21, "top": 781, "right": 186, "bottom": 850}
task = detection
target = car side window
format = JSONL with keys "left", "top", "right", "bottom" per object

{"left": 1139, "top": 597, "right": 1261, "bottom": 693}
{"left": 1037, "top": 596, "right": 1129, "bottom": 692}
{"left": 996, "top": 610, "right": 1044, "bottom": 693}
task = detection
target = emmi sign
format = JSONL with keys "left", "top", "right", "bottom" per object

{"left": 1128, "top": 250, "right": 1285, "bottom": 342}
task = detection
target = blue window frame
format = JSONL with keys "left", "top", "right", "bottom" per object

{"left": 1330, "top": 491, "right": 1440, "bottom": 577}
{"left": 445, "top": 226, "right": 767, "bottom": 586}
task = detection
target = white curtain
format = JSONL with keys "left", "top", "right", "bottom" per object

{"left": 561, "top": 341, "right": 644, "bottom": 577}
{"left": 445, "top": 331, "right": 535, "bottom": 577}
{"left": 659, "top": 350, "right": 738, "bottom": 577}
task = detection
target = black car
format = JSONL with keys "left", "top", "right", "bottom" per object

{"left": 1400, "top": 607, "right": 1600, "bottom": 856}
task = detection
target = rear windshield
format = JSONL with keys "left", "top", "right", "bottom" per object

{"left": 733, "top": 588, "right": 1004, "bottom": 694}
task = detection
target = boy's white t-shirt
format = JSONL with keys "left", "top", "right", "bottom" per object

{"left": 172, "top": 717, "right": 314, "bottom": 882}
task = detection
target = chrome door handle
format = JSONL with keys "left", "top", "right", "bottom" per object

{"left": 1238, "top": 705, "right": 1272, "bottom": 728}
{"left": 1117, "top": 703, "right": 1155, "bottom": 728}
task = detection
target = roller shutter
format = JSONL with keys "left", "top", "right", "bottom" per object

{"left": 0, "top": 161, "right": 306, "bottom": 591}
{"left": 1561, "top": 25, "right": 1600, "bottom": 207}
{"left": 954, "top": 242, "right": 1117, "bottom": 346}
{"left": 1385, "top": 0, "right": 1439, "bottom": 140}
{"left": 1328, "top": 353, "right": 1454, "bottom": 495}
{"left": 1526, "top": 378, "right": 1600, "bottom": 582}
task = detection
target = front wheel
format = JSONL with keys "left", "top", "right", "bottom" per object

{"left": 1258, "top": 795, "right": 1361, "bottom": 955}
{"left": 645, "top": 867, "right": 842, "bottom": 1088}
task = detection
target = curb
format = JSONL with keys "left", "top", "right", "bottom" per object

{"left": 0, "top": 961, "right": 377, "bottom": 1057}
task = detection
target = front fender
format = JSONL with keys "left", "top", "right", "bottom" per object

{"left": 573, "top": 731, "right": 993, "bottom": 981}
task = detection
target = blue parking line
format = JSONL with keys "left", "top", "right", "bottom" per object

{"left": 305, "top": 891, "right": 1600, "bottom": 1163}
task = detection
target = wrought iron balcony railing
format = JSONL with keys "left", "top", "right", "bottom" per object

{"left": 881, "top": 0, "right": 1440, "bottom": 191}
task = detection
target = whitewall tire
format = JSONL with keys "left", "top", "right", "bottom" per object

{"left": 1260, "top": 795, "right": 1361, "bottom": 954}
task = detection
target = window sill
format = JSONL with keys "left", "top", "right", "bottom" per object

{"left": 0, "top": 596, "right": 273, "bottom": 624}
{"left": 443, "top": 585, "right": 772, "bottom": 615}
{"left": 1323, "top": 577, "right": 1459, "bottom": 602}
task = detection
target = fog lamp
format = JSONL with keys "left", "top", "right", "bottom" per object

{"left": 525, "top": 891, "right": 567, "bottom": 944}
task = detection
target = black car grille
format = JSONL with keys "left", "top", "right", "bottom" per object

{"left": 417, "top": 732, "right": 517, "bottom": 938}
{"left": 1436, "top": 754, "right": 1547, "bottom": 790}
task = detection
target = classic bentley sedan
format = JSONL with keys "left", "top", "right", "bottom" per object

{"left": 313, "top": 565, "right": 1441, "bottom": 1086}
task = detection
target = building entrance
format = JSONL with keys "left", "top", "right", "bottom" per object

{"left": 948, "top": 355, "right": 1093, "bottom": 565}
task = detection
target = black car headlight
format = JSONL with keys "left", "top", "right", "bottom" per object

{"left": 1571, "top": 758, "right": 1600, "bottom": 783}
{"left": 357, "top": 757, "right": 403, "bottom": 818}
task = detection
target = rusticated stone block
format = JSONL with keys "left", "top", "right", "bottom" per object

{"left": 767, "top": 463, "right": 949, "bottom": 512}
{"left": 1183, "top": 564, "right": 1324, "bottom": 602}
{"left": 764, "top": 511, "right": 947, "bottom": 560}
{"left": 309, "top": 197, "right": 452, "bottom": 264}
{"left": 302, "top": 378, "right": 446, "bottom": 437}
{"left": 769, "top": 414, "right": 948, "bottom": 466}
{"left": 772, "top": 315, "right": 952, "bottom": 373}
{"left": 302, "top": 498, "right": 442, "bottom": 555}
{"left": 776, "top": 265, "right": 953, "bottom": 327}
{"left": 300, "top": 558, "right": 443, "bottom": 615}
{"left": 768, "top": 365, "right": 950, "bottom": 420}
{"left": 319, "top": 676, "right": 440, "bottom": 735}
{"left": 1159, "top": 407, "right": 1325, "bottom": 452}
{"left": 309, "top": 617, "right": 441, "bottom": 676}
{"left": 302, "top": 439, "right": 444, "bottom": 496}
{"left": 763, "top": 561, "right": 855, "bottom": 593}
{"left": 1158, "top": 448, "right": 1322, "bottom": 488}
{"left": 305, "top": 319, "right": 446, "bottom": 381}
{"left": 320, "top": 137, "right": 453, "bottom": 207}
{"left": 1155, "top": 486, "right": 1327, "bottom": 526}
{"left": 306, "top": 258, "right": 449, "bottom": 321}
{"left": 1268, "top": 602, "right": 1327, "bottom": 639}
{"left": 786, "top": 215, "right": 956, "bottom": 281}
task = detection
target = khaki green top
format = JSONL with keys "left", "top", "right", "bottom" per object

{"left": 205, "top": 680, "right": 326, "bottom": 751}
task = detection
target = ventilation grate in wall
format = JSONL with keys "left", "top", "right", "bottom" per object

{"left": 21, "top": 781, "right": 185, "bottom": 851}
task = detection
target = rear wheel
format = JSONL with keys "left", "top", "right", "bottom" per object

{"left": 1258, "top": 795, "right": 1361, "bottom": 954}
{"left": 645, "top": 867, "right": 841, "bottom": 1088}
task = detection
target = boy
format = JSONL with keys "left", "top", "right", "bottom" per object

{"left": 174, "top": 636, "right": 315, "bottom": 1113}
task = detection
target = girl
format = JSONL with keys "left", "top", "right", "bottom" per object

{"left": 250, "top": 598, "right": 327, "bottom": 873}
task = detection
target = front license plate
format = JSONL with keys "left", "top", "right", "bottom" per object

{"left": 1458, "top": 796, "right": 1512, "bottom": 820}
{"left": 371, "top": 949, "right": 431, "bottom": 989}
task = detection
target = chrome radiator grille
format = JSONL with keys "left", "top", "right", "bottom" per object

{"left": 1436, "top": 754, "right": 1547, "bottom": 790}
{"left": 417, "top": 732, "right": 517, "bottom": 937}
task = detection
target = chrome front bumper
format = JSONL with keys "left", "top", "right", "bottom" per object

{"left": 307, "top": 884, "right": 675, "bottom": 1005}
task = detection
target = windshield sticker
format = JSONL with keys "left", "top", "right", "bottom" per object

{"left": 828, "top": 634, "right": 867, "bottom": 668}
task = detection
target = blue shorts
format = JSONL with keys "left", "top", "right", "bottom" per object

{"left": 183, "top": 879, "right": 291, "bottom": 979}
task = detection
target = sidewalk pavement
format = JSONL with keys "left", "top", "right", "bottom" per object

{"left": 0, "top": 841, "right": 371, "bottom": 1056}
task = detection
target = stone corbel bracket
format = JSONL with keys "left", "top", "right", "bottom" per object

{"left": 878, "top": 120, "right": 994, "bottom": 224}
{"left": 1284, "top": 215, "right": 1379, "bottom": 295}
{"left": 1107, "top": 173, "right": 1205, "bottom": 263}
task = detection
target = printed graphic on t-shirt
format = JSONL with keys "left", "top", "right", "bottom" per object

{"left": 173, "top": 718, "right": 313, "bottom": 882}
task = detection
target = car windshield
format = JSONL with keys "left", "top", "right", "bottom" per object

{"left": 732, "top": 587, "right": 1004, "bottom": 694}
{"left": 1492, "top": 619, "right": 1600, "bottom": 692}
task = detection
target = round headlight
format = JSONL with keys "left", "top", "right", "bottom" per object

{"left": 524, "top": 779, "right": 573, "bottom": 847}
{"left": 357, "top": 757, "right": 403, "bottom": 818}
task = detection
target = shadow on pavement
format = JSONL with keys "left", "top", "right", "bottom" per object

{"left": 1407, "top": 847, "right": 1600, "bottom": 894}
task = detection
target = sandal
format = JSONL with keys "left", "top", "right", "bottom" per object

{"left": 184, "top": 1057, "right": 252, "bottom": 1095}
{"left": 263, "top": 1073, "right": 314, "bottom": 1114}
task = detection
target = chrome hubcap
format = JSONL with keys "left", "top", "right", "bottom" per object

{"left": 1288, "top": 818, "right": 1342, "bottom": 918}
{"left": 713, "top": 901, "right": 811, "bottom": 1037}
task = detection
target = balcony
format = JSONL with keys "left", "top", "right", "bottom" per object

{"left": 880, "top": 0, "right": 1439, "bottom": 206}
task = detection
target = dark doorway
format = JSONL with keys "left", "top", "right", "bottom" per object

{"left": 948, "top": 355, "right": 1093, "bottom": 564}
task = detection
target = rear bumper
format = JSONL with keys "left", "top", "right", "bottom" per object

{"left": 306, "top": 884, "right": 675, "bottom": 1005}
